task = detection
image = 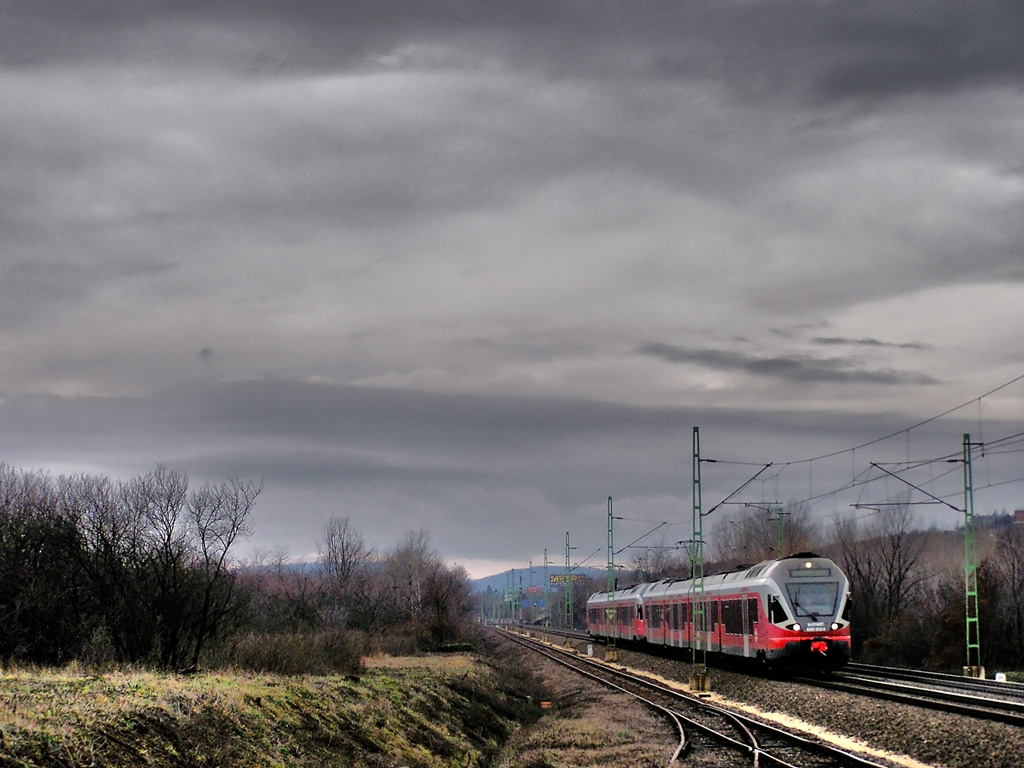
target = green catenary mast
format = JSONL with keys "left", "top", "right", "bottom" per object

{"left": 963, "top": 433, "right": 982, "bottom": 677}
{"left": 543, "top": 548, "right": 550, "bottom": 628}
{"left": 565, "top": 531, "right": 572, "bottom": 631}
{"left": 691, "top": 426, "right": 710, "bottom": 692}
{"left": 606, "top": 496, "right": 618, "bottom": 661}
{"left": 772, "top": 507, "right": 789, "bottom": 557}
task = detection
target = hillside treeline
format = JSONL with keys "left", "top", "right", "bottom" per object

{"left": 0, "top": 464, "right": 476, "bottom": 673}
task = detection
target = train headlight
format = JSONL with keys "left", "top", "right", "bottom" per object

{"left": 791, "top": 623, "right": 801, "bottom": 632}
{"left": 830, "top": 622, "right": 840, "bottom": 631}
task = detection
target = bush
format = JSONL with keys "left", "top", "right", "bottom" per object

{"left": 208, "top": 630, "right": 368, "bottom": 676}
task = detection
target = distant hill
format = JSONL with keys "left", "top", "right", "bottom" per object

{"left": 470, "top": 567, "right": 608, "bottom": 594}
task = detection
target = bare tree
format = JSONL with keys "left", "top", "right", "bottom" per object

{"left": 833, "top": 500, "right": 928, "bottom": 655}
{"left": 124, "top": 465, "right": 191, "bottom": 669}
{"left": 186, "top": 476, "right": 261, "bottom": 669}
{"left": 422, "top": 562, "right": 473, "bottom": 647}
{"left": 0, "top": 466, "right": 87, "bottom": 664}
{"left": 712, "top": 502, "right": 820, "bottom": 565}
{"left": 995, "top": 522, "right": 1024, "bottom": 665}
{"left": 61, "top": 472, "right": 155, "bottom": 662}
{"left": 320, "top": 515, "right": 370, "bottom": 582}
{"left": 385, "top": 528, "right": 437, "bottom": 621}
{"left": 318, "top": 515, "right": 376, "bottom": 631}
{"left": 0, "top": 463, "right": 259, "bottom": 669}
{"left": 630, "top": 535, "right": 689, "bottom": 582}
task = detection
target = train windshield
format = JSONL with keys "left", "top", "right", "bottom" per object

{"left": 785, "top": 581, "right": 839, "bottom": 620}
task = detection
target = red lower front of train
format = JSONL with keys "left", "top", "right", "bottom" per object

{"left": 761, "top": 622, "right": 851, "bottom": 667}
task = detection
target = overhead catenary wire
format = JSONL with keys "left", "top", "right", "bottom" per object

{"left": 703, "top": 463, "right": 772, "bottom": 517}
{"left": 777, "top": 369, "right": 1024, "bottom": 467}
{"left": 870, "top": 462, "right": 963, "bottom": 512}
{"left": 614, "top": 521, "right": 669, "bottom": 557}
{"left": 691, "top": 371, "right": 1024, "bottom": 523}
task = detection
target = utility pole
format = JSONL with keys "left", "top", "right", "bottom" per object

{"left": 691, "top": 426, "right": 710, "bottom": 693}
{"left": 543, "top": 548, "right": 550, "bottom": 628}
{"left": 606, "top": 496, "right": 618, "bottom": 661}
{"left": 963, "top": 433, "right": 983, "bottom": 677}
{"left": 505, "top": 570, "right": 512, "bottom": 625}
{"left": 565, "top": 531, "right": 573, "bottom": 631}
{"left": 510, "top": 568, "right": 516, "bottom": 625}
{"left": 528, "top": 560, "right": 534, "bottom": 624}
{"left": 518, "top": 569, "right": 524, "bottom": 625}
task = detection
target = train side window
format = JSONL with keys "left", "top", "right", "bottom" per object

{"left": 637, "top": 605, "right": 643, "bottom": 620}
{"left": 769, "top": 594, "right": 789, "bottom": 624}
{"left": 721, "top": 600, "right": 739, "bottom": 634}
{"left": 841, "top": 594, "right": 851, "bottom": 622}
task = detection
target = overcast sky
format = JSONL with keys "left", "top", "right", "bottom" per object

{"left": 2, "top": 1, "right": 1023, "bottom": 577}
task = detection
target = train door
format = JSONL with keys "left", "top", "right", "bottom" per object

{"left": 741, "top": 593, "right": 749, "bottom": 657}
{"left": 745, "top": 594, "right": 760, "bottom": 658}
{"left": 683, "top": 598, "right": 691, "bottom": 652}
{"left": 709, "top": 599, "right": 721, "bottom": 653}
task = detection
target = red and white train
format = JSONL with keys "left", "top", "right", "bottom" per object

{"left": 586, "top": 553, "right": 851, "bottom": 669}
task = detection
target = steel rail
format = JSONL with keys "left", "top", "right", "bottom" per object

{"left": 792, "top": 672, "right": 1024, "bottom": 727}
{"left": 500, "top": 628, "right": 888, "bottom": 768}
{"left": 532, "top": 624, "right": 1024, "bottom": 724}
{"left": 499, "top": 630, "right": 690, "bottom": 764}
{"left": 844, "top": 662, "right": 1024, "bottom": 700}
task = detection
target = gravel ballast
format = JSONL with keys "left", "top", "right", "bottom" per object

{"left": 613, "top": 646, "right": 1023, "bottom": 768}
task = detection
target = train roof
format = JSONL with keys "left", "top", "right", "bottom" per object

{"left": 585, "top": 580, "right": 658, "bottom": 604}
{"left": 587, "top": 554, "right": 847, "bottom": 604}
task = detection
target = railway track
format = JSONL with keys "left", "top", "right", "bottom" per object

{"left": 498, "top": 627, "right": 893, "bottom": 768}
{"left": 844, "top": 662, "right": 1024, "bottom": 702}
{"left": 516, "top": 624, "right": 1024, "bottom": 726}
{"left": 796, "top": 664, "right": 1024, "bottom": 726}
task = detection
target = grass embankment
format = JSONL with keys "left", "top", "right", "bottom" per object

{"left": 0, "top": 653, "right": 544, "bottom": 767}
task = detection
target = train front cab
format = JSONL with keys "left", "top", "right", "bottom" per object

{"left": 759, "top": 557, "right": 851, "bottom": 669}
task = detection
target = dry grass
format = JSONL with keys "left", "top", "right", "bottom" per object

{"left": 0, "top": 637, "right": 672, "bottom": 768}
{"left": 489, "top": 656, "right": 676, "bottom": 768}
{"left": 0, "top": 653, "right": 533, "bottom": 767}
{"left": 363, "top": 654, "right": 477, "bottom": 671}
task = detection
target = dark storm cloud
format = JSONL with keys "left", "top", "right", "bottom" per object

{"left": 812, "top": 337, "right": 930, "bottom": 351}
{"left": 0, "top": 378, "right": 1003, "bottom": 563}
{"left": 2, "top": 0, "right": 1023, "bottom": 571}
{"left": 638, "top": 342, "right": 939, "bottom": 386}
{"left": 5, "top": 0, "right": 1023, "bottom": 248}
{"left": 809, "top": 2, "right": 1024, "bottom": 102}
{"left": 8, "top": 0, "right": 1024, "bottom": 102}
